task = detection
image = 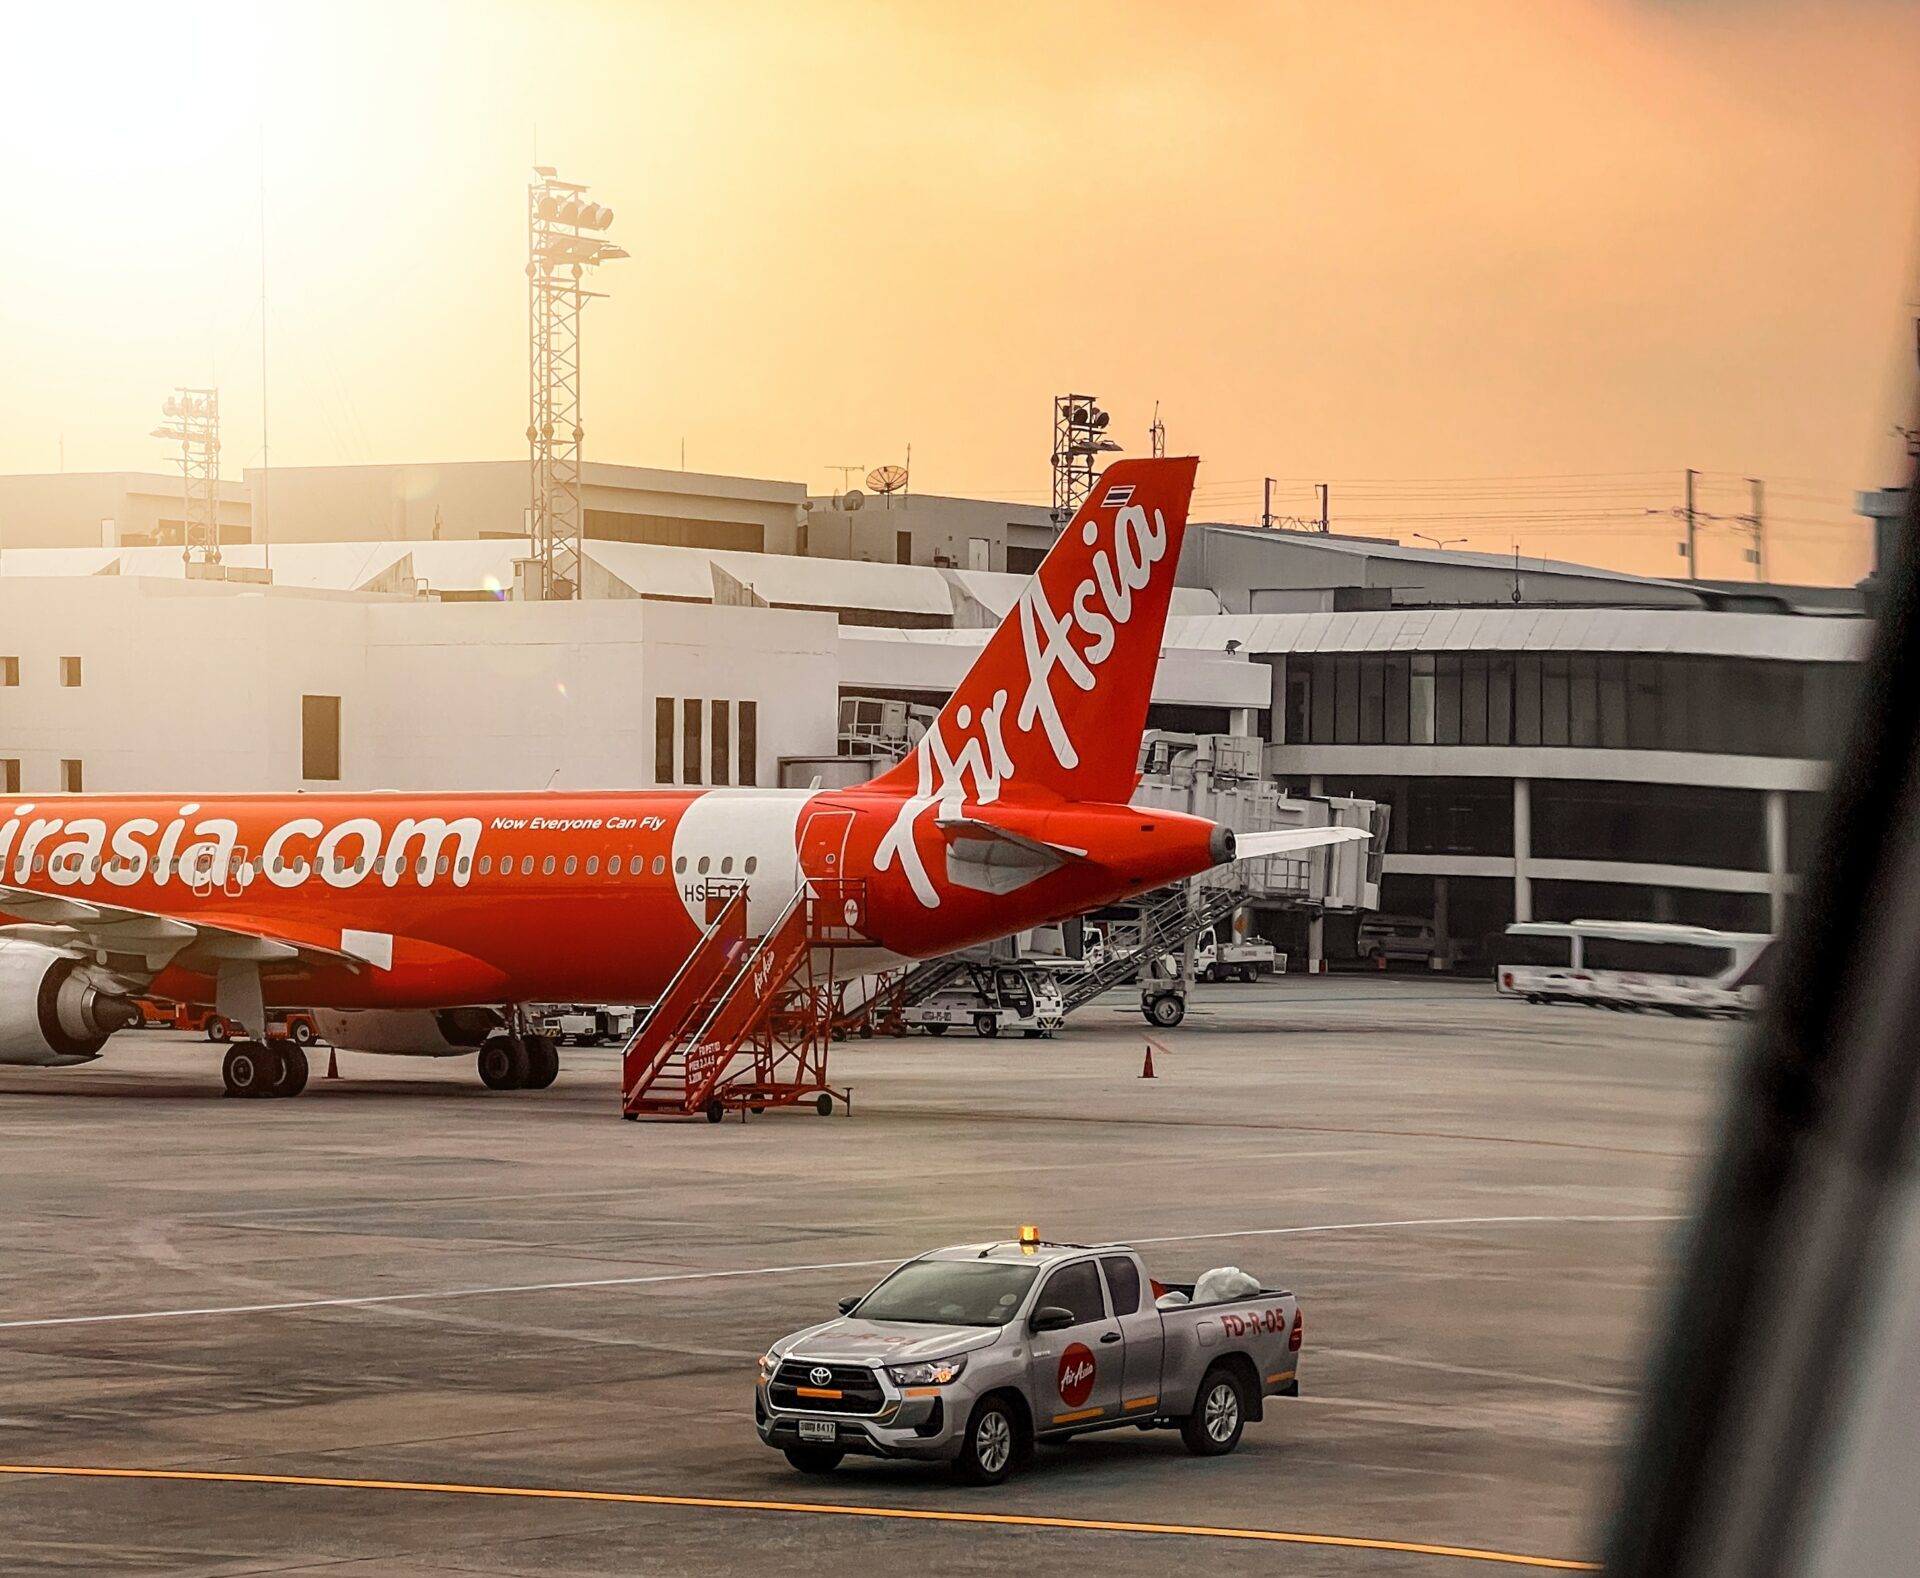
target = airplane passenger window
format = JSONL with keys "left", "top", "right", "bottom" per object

{"left": 456, "top": 857, "right": 469, "bottom": 876}
{"left": 720, "top": 856, "right": 733, "bottom": 874}
{"left": 564, "top": 855, "right": 577, "bottom": 876}
{"left": 652, "top": 855, "right": 666, "bottom": 875}
{"left": 437, "top": 856, "right": 449, "bottom": 875}
{"left": 478, "top": 856, "right": 491, "bottom": 875}
{"left": 745, "top": 856, "right": 758, "bottom": 875}
{"left": 608, "top": 855, "right": 622, "bottom": 875}
{"left": 675, "top": 856, "right": 687, "bottom": 874}
{"left": 520, "top": 855, "right": 534, "bottom": 876}
{"left": 697, "top": 856, "right": 710, "bottom": 875}
{"left": 586, "top": 856, "right": 599, "bottom": 876}
{"left": 542, "top": 855, "right": 556, "bottom": 876}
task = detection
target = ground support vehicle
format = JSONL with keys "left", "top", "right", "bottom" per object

{"left": 756, "top": 1234, "right": 1302, "bottom": 1485}
{"left": 1495, "top": 920, "right": 1773, "bottom": 1018}
{"left": 900, "top": 963, "right": 1065, "bottom": 1039}
{"left": 1195, "top": 938, "right": 1282, "bottom": 982}
{"left": 137, "top": 997, "right": 321, "bottom": 1048}
{"left": 535, "top": 1005, "right": 637, "bottom": 1045}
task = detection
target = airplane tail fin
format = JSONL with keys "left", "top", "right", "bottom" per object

{"left": 869, "top": 456, "right": 1200, "bottom": 807}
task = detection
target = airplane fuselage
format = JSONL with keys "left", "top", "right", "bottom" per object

{"left": 0, "top": 786, "right": 1223, "bottom": 1011}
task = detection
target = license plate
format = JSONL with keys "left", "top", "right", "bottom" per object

{"left": 798, "top": 1419, "right": 838, "bottom": 1443}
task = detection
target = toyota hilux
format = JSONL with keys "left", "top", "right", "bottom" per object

{"left": 754, "top": 1231, "right": 1302, "bottom": 1485}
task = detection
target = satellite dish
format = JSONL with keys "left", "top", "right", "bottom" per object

{"left": 842, "top": 489, "right": 865, "bottom": 512}
{"left": 866, "top": 464, "right": 909, "bottom": 496}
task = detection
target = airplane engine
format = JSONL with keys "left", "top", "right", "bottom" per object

{"left": 0, "top": 939, "right": 140, "bottom": 1067}
{"left": 310, "top": 1006, "right": 503, "bottom": 1058}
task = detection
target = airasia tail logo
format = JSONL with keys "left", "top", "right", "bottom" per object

{"left": 874, "top": 502, "right": 1170, "bottom": 909}
{"left": 1056, "top": 1342, "right": 1097, "bottom": 1408}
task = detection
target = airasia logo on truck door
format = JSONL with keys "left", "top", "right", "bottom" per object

{"left": 1057, "top": 1343, "right": 1096, "bottom": 1408}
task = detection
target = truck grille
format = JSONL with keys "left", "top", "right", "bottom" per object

{"left": 769, "top": 1360, "right": 886, "bottom": 1415}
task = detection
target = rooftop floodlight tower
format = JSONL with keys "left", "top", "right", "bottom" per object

{"left": 150, "top": 387, "right": 221, "bottom": 569}
{"left": 526, "top": 168, "right": 627, "bottom": 600}
{"left": 1051, "top": 393, "right": 1122, "bottom": 522}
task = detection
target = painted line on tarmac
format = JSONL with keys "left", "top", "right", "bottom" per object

{"left": 0, "top": 1213, "right": 1681, "bottom": 1332}
{"left": 0, "top": 1463, "right": 1597, "bottom": 1569}
{"left": 1127, "top": 1213, "right": 1685, "bottom": 1249}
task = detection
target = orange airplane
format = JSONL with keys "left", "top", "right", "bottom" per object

{"left": 0, "top": 458, "right": 1364, "bottom": 1097}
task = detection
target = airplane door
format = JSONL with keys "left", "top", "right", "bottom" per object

{"left": 800, "top": 808, "right": 860, "bottom": 929}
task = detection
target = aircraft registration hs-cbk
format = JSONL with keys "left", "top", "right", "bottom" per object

{"left": 0, "top": 457, "right": 1366, "bottom": 1099}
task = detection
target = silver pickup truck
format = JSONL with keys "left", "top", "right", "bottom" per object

{"left": 755, "top": 1235, "right": 1302, "bottom": 1484}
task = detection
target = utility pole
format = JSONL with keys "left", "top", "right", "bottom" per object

{"left": 1683, "top": 467, "right": 1698, "bottom": 580}
{"left": 1262, "top": 477, "right": 1275, "bottom": 529}
{"left": 1149, "top": 402, "right": 1166, "bottom": 459}
{"left": 1317, "top": 482, "right": 1329, "bottom": 534}
{"left": 1741, "top": 477, "right": 1765, "bottom": 582}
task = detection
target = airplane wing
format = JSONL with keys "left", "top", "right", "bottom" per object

{"left": 1233, "top": 826, "right": 1372, "bottom": 858}
{"left": 0, "top": 881, "right": 362, "bottom": 989}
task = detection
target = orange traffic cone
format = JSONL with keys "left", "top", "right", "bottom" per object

{"left": 325, "top": 1049, "right": 340, "bottom": 1080}
{"left": 1140, "top": 1042, "right": 1156, "bottom": 1079}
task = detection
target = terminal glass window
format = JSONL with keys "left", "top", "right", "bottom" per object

{"left": 655, "top": 697, "right": 675, "bottom": 784}
{"left": 1, "top": 759, "right": 17, "bottom": 793}
{"left": 302, "top": 695, "right": 341, "bottom": 781}
{"left": 59, "top": 656, "right": 82, "bottom": 687}
{"left": 738, "top": 700, "right": 758, "bottom": 786}
{"left": 1, "top": 657, "right": 16, "bottom": 686}
{"left": 61, "top": 759, "right": 82, "bottom": 792}
{"left": 1286, "top": 651, "right": 1854, "bottom": 759}
{"left": 711, "top": 699, "right": 730, "bottom": 786}
{"left": 683, "top": 699, "right": 702, "bottom": 785}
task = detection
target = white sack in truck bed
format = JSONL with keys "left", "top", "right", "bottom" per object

{"left": 1191, "top": 1266, "right": 1262, "bottom": 1304}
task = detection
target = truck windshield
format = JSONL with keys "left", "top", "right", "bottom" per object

{"left": 855, "top": 1260, "right": 1041, "bottom": 1326}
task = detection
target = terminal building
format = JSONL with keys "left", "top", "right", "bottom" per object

{"left": 0, "top": 459, "right": 1882, "bottom": 968}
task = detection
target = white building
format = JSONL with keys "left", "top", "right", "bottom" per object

{"left": 0, "top": 465, "right": 1882, "bottom": 968}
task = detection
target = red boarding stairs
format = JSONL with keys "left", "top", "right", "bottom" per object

{"left": 621, "top": 882, "right": 863, "bottom": 1122}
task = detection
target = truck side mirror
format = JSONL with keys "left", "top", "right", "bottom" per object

{"left": 837, "top": 1294, "right": 863, "bottom": 1315}
{"left": 1030, "top": 1306, "right": 1075, "bottom": 1333}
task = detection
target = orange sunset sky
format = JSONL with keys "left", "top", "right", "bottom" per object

{"left": 0, "top": 0, "right": 1915, "bottom": 584}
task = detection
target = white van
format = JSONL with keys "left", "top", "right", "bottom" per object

{"left": 1355, "top": 914, "right": 1435, "bottom": 967}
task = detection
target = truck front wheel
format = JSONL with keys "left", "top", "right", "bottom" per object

{"left": 1181, "top": 1363, "right": 1249, "bottom": 1456}
{"left": 952, "top": 1394, "right": 1023, "bottom": 1486}
{"left": 782, "top": 1445, "right": 843, "bottom": 1475}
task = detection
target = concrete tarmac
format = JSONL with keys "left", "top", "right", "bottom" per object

{"left": 0, "top": 977, "right": 1737, "bottom": 1575}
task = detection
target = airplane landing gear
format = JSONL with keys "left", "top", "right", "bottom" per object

{"left": 477, "top": 1031, "right": 558, "bottom": 1091}
{"left": 223, "top": 1040, "right": 308, "bottom": 1099}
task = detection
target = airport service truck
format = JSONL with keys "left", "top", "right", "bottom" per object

{"left": 755, "top": 1231, "right": 1302, "bottom": 1485}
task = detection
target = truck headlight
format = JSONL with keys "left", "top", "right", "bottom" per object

{"left": 886, "top": 1356, "right": 966, "bottom": 1386}
{"left": 758, "top": 1350, "right": 780, "bottom": 1383}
